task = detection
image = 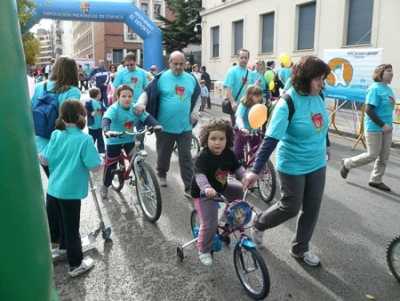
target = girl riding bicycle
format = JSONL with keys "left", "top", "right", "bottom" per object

{"left": 233, "top": 84, "right": 264, "bottom": 161}
{"left": 101, "top": 84, "right": 162, "bottom": 199}
{"left": 190, "top": 118, "right": 246, "bottom": 266}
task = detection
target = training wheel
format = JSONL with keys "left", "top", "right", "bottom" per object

{"left": 102, "top": 227, "right": 112, "bottom": 240}
{"left": 176, "top": 247, "right": 184, "bottom": 261}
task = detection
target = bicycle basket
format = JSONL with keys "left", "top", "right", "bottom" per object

{"left": 225, "top": 200, "right": 253, "bottom": 227}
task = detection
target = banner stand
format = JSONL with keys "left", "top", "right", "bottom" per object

{"left": 327, "top": 99, "right": 341, "bottom": 135}
{"left": 351, "top": 103, "right": 367, "bottom": 150}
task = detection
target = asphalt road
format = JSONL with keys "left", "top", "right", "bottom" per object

{"left": 50, "top": 96, "right": 400, "bottom": 301}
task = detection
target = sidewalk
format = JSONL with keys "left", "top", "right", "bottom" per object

{"left": 209, "top": 92, "right": 400, "bottom": 149}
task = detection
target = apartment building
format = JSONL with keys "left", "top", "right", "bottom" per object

{"left": 36, "top": 29, "right": 52, "bottom": 66}
{"left": 199, "top": 0, "right": 400, "bottom": 95}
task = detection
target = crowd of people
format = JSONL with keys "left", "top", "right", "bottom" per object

{"left": 30, "top": 52, "right": 396, "bottom": 276}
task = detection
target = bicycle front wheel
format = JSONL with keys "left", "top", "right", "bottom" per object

{"left": 233, "top": 244, "right": 270, "bottom": 300}
{"left": 133, "top": 161, "right": 162, "bottom": 222}
{"left": 257, "top": 159, "right": 276, "bottom": 203}
{"left": 191, "top": 135, "right": 201, "bottom": 158}
{"left": 387, "top": 236, "right": 400, "bottom": 282}
{"left": 111, "top": 163, "right": 124, "bottom": 192}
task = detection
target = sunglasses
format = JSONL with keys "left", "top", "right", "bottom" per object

{"left": 125, "top": 64, "right": 135, "bottom": 67}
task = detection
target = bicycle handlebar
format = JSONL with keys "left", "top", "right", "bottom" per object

{"left": 200, "top": 187, "right": 256, "bottom": 204}
{"left": 106, "top": 126, "right": 162, "bottom": 138}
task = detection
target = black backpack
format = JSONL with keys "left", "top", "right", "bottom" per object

{"left": 32, "top": 82, "right": 60, "bottom": 139}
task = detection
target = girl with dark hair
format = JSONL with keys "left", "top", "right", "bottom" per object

{"left": 39, "top": 99, "right": 102, "bottom": 277}
{"left": 243, "top": 55, "right": 331, "bottom": 267}
{"left": 190, "top": 118, "right": 246, "bottom": 266}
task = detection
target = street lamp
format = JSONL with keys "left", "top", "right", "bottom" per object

{"left": 194, "top": 22, "right": 203, "bottom": 33}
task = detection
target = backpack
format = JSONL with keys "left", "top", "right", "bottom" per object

{"left": 32, "top": 82, "right": 60, "bottom": 139}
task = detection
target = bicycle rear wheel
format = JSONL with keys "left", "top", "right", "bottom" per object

{"left": 133, "top": 161, "right": 162, "bottom": 222}
{"left": 387, "top": 235, "right": 400, "bottom": 282}
{"left": 190, "top": 209, "right": 200, "bottom": 237}
{"left": 257, "top": 159, "right": 276, "bottom": 203}
{"left": 233, "top": 244, "right": 270, "bottom": 300}
{"left": 173, "top": 135, "right": 201, "bottom": 159}
{"left": 111, "top": 163, "right": 124, "bottom": 192}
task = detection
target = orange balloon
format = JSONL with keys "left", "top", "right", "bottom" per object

{"left": 248, "top": 104, "right": 268, "bottom": 130}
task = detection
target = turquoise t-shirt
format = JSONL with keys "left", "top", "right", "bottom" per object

{"left": 88, "top": 99, "right": 103, "bottom": 130}
{"left": 30, "top": 80, "right": 81, "bottom": 152}
{"left": 41, "top": 126, "right": 102, "bottom": 199}
{"left": 103, "top": 101, "right": 149, "bottom": 145}
{"left": 224, "top": 66, "right": 255, "bottom": 104}
{"left": 235, "top": 103, "right": 258, "bottom": 132}
{"left": 266, "top": 88, "right": 328, "bottom": 175}
{"left": 253, "top": 71, "right": 267, "bottom": 93}
{"left": 365, "top": 82, "right": 396, "bottom": 132}
{"left": 278, "top": 67, "right": 291, "bottom": 85}
{"left": 112, "top": 67, "right": 149, "bottom": 104}
{"left": 157, "top": 70, "right": 197, "bottom": 134}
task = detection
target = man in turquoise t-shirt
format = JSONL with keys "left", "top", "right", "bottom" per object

{"left": 223, "top": 49, "right": 255, "bottom": 126}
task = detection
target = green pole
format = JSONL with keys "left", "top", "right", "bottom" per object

{"left": 0, "top": 1, "right": 52, "bottom": 300}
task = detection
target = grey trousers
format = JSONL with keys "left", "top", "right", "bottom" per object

{"left": 254, "top": 166, "right": 326, "bottom": 254}
{"left": 155, "top": 130, "right": 193, "bottom": 190}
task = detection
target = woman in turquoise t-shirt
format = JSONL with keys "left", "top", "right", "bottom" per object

{"left": 40, "top": 100, "right": 102, "bottom": 278}
{"left": 243, "top": 56, "right": 331, "bottom": 267}
{"left": 341, "top": 64, "right": 395, "bottom": 191}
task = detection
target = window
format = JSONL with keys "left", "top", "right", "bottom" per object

{"left": 212, "top": 26, "right": 219, "bottom": 58}
{"left": 113, "top": 50, "right": 123, "bottom": 65}
{"left": 346, "top": 0, "right": 373, "bottom": 45}
{"left": 141, "top": 3, "right": 148, "bottom": 15}
{"left": 261, "top": 12, "right": 274, "bottom": 53}
{"left": 297, "top": 2, "right": 316, "bottom": 50}
{"left": 233, "top": 20, "right": 243, "bottom": 55}
{"left": 154, "top": 4, "right": 161, "bottom": 16}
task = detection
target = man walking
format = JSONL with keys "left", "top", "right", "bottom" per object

{"left": 223, "top": 49, "right": 255, "bottom": 126}
{"left": 135, "top": 51, "right": 200, "bottom": 196}
{"left": 44, "top": 58, "right": 55, "bottom": 80}
{"left": 88, "top": 59, "right": 110, "bottom": 107}
{"left": 200, "top": 66, "right": 212, "bottom": 109}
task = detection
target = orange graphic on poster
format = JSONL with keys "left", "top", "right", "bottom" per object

{"left": 326, "top": 58, "right": 353, "bottom": 87}
{"left": 394, "top": 103, "right": 400, "bottom": 122}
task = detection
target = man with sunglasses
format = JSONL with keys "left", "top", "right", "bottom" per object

{"left": 88, "top": 59, "right": 111, "bottom": 108}
{"left": 112, "top": 52, "right": 150, "bottom": 152}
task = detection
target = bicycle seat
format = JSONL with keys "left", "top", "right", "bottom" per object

{"left": 225, "top": 200, "right": 253, "bottom": 227}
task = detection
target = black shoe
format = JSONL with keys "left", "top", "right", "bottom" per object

{"left": 368, "top": 182, "right": 391, "bottom": 191}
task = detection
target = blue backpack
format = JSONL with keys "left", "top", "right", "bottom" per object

{"left": 32, "top": 82, "right": 60, "bottom": 139}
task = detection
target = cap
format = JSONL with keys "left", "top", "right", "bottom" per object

{"left": 150, "top": 65, "right": 158, "bottom": 71}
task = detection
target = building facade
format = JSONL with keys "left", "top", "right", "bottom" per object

{"left": 199, "top": 0, "right": 400, "bottom": 95}
{"left": 36, "top": 29, "right": 52, "bottom": 66}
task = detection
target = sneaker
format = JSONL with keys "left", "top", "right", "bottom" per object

{"left": 68, "top": 258, "right": 94, "bottom": 277}
{"left": 199, "top": 252, "right": 213, "bottom": 266}
{"left": 100, "top": 185, "right": 108, "bottom": 198}
{"left": 158, "top": 177, "right": 167, "bottom": 187}
{"left": 184, "top": 189, "right": 191, "bottom": 198}
{"left": 138, "top": 149, "right": 148, "bottom": 156}
{"left": 290, "top": 250, "right": 320, "bottom": 266}
{"left": 99, "top": 153, "right": 106, "bottom": 158}
{"left": 368, "top": 182, "right": 391, "bottom": 191}
{"left": 52, "top": 248, "right": 67, "bottom": 260}
{"left": 340, "top": 160, "right": 349, "bottom": 179}
{"left": 251, "top": 227, "right": 264, "bottom": 245}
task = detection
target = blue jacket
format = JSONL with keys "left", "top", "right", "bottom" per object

{"left": 144, "top": 70, "right": 201, "bottom": 120}
{"left": 88, "top": 67, "right": 110, "bottom": 87}
{"left": 84, "top": 99, "right": 107, "bottom": 126}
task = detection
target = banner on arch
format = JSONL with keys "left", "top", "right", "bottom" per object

{"left": 323, "top": 49, "right": 383, "bottom": 102}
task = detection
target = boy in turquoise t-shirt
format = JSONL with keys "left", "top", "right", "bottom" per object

{"left": 100, "top": 84, "right": 162, "bottom": 198}
{"left": 85, "top": 87, "right": 107, "bottom": 157}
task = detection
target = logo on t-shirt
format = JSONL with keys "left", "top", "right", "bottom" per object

{"left": 131, "top": 77, "right": 138, "bottom": 86}
{"left": 389, "top": 95, "right": 395, "bottom": 106}
{"left": 96, "top": 108, "right": 102, "bottom": 116}
{"left": 215, "top": 168, "right": 228, "bottom": 186}
{"left": 124, "top": 120, "right": 134, "bottom": 132}
{"left": 311, "top": 112, "right": 324, "bottom": 133}
{"left": 175, "top": 84, "right": 185, "bottom": 100}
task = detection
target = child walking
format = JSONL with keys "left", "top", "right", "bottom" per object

{"left": 100, "top": 84, "right": 162, "bottom": 198}
{"left": 200, "top": 80, "right": 209, "bottom": 111}
{"left": 233, "top": 84, "right": 263, "bottom": 161}
{"left": 85, "top": 87, "right": 107, "bottom": 157}
{"left": 190, "top": 118, "right": 246, "bottom": 266}
{"left": 39, "top": 99, "right": 103, "bottom": 277}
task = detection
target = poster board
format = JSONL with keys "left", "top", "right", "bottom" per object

{"left": 324, "top": 49, "right": 383, "bottom": 102}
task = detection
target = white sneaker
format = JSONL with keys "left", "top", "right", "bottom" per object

{"left": 68, "top": 258, "right": 94, "bottom": 277}
{"left": 139, "top": 149, "right": 148, "bottom": 156}
{"left": 158, "top": 177, "right": 167, "bottom": 187}
{"left": 52, "top": 247, "right": 67, "bottom": 261}
{"left": 251, "top": 227, "right": 264, "bottom": 245}
{"left": 290, "top": 250, "right": 320, "bottom": 266}
{"left": 99, "top": 153, "right": 105, "bottom": 158}
{"left": 100, "top": 185, "right": 108, "bottom": 198}
{"left": 199, "top": 252, "right": 213, "bottom": 266}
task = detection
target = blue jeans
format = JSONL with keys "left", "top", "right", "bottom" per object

{"left": 88, "top": 128, "right": 105, "bottom": 154}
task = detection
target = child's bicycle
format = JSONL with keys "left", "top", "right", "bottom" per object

{"left": 173, "top": 133, "right": 201, "bottom": 159}
{"left": 108, "top": 127, "right": 162, "bottom": 222}
{"left": 387, "top": 235, "right": 400, "bottom": 282}
{"left": 176, "top": 188, "right": 270, "bottom": 300}
{"left": 241, "top": 134, "right": 276, "bottom": 203}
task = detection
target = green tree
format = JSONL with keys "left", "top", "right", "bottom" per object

{"left": 156, "top": 0, "right": 202, "bottom": 53}
{"left": 16, "top": 0, "right": 40, "bottom": 66}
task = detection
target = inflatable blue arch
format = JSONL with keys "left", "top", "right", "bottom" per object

{"left": 26, "top": 0, "right": 163, "bottom": 70}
